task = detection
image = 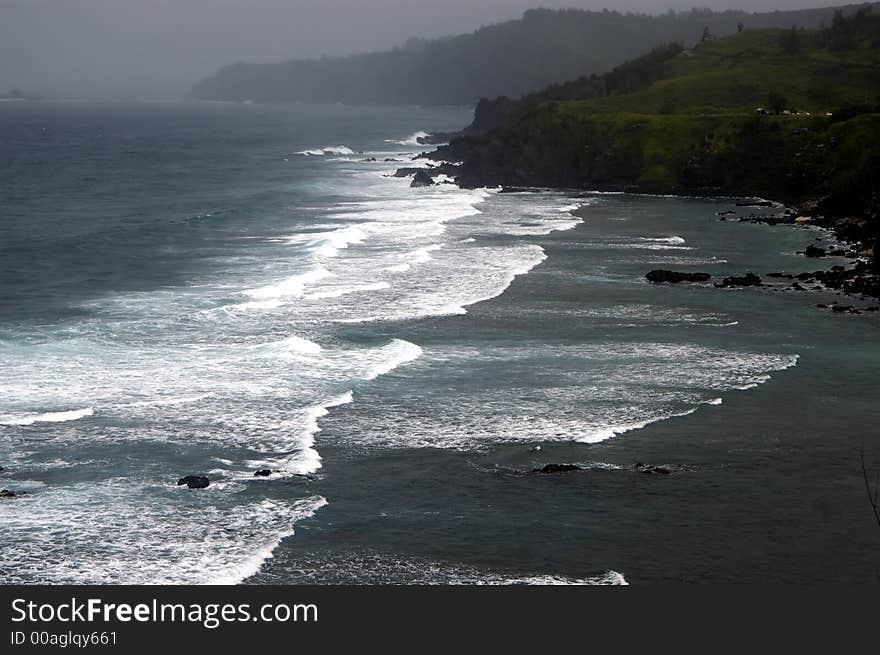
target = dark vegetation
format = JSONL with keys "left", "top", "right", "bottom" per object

{"left": 190, "top": 6, "right": 861, "bottom": 104}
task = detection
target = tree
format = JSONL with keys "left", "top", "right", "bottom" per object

{"left": 781, "top": 25, "right": 801, "bottom": 54}
{"left": 828, "top": 9, "right": 856, "bottom": 50}
{"left": 767, "top": 91, "right": 788, "bottom": 114}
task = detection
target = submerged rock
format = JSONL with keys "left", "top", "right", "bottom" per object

{"left": 716, "top": 272, "right": 762, "bottom": 288}
{"left": 177, "top": 475, "right": 210, "bottom": 489}
{"left": 645, "top": 270, "right": 711, "bottom": 283}
{"left": 254, "top": 469, "right": 272, "bottom": 477}
{"left": 533, "top": 463, "right": 582, "bottom": 474}
{"left": 805, "top": 244, "right": 827, "bottom": 257}
{"left": 0, "top": 489, "right": 19, "bottom": 498}
{"left": 410, "top": 170, "right": 435, "bottom": 187}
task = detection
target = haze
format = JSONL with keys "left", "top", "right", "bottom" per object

{"left": 0, "top": 0, "right": 851, "bottom": 99}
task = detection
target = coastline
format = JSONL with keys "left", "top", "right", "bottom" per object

{"left": 399, "top": 147, "right": 880, "bottom": 307}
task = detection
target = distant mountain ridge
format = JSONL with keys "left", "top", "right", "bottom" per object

{"left": 191, "top": 5, "right": 867, "bottom": 105}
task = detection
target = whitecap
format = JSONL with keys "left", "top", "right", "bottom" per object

{"left": 295, "top": 145, "right": 355, "bottom": 156}
{"left": 0, "top": 407, "right": 94, "bottom": 426}
{"left": 243, "top": 267, "right": 333, "bottom": 300}
{"left": 362, "top": 339, "right": 423, "bottom": 381}
{"left": 305, "top": 281, "right": 391, "bottom": 300}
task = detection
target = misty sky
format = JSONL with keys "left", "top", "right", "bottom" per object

{"left": 0, "top": 0, "right": 852, "bottom": 98}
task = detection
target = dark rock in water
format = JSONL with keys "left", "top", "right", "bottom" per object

{"left": 362, "top": 157, "right": 377, "bottom": 162}
{"left": 645, "top": 270, "right": 711, "bottom": 283}
{"left": 867, "top": 306, "right": 880, "bottom": 312}
{"left": 828, "top": 249, "right": 846, "bottom": 257}
{"left": 716, "top": 272, "right": 762, "bottom": 288}
{"left": 254, "top": 469, "right": 272, "bottom": 477}
{"left": 410, "top": 170, "right": 435, "bottom": 187}
{"left": 0, "top": 489, "right": 19, "bottom": 498}
{"left": 717, "top": 210, "right": 736, "bottom": 216}
{"left": 533, "top": 463, "right": 581, "bottom": 474}
{"left": 384, "top": 158, "right": 402, "bottom": 162}
{"left": 736, "top": 200, "right": 773, "bottom": 207}
{"left": 767, "top": 272, "right": 792, "bottom": 279}
{"left": 790, "top": 282, "right": 807, "bottom": 291}
{"left": 805, "top": 245, "right": 826, "bottom": 258}
{"left": 393, "top": 166, "right": 423, "bottom": 178}
{"left": 831, "top": 304, "right": 853, "bottom": 313}
{"left": 816, "top": 303, "right": 829, "bottom": 308}
{"left": 177, "top": 475, "right": 210, "bottom": 489}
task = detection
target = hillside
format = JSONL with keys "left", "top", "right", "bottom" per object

{"left": 425, "top": 9, "right": 880, "bottom": 284}
{"left": 190, "top": 6, "right": 860, "bottom": 105}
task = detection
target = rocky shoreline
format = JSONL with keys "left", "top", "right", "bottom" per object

{"left": 394, "top": 150, "right": 880, "bottom": 307}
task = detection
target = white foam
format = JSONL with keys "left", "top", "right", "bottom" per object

{"left": 244, "top": 267, "right": 333, "bottom": 300}
{"left": 0, "top": 407, "right": 94, "bottom": 426}
{"left": 290, "top": 391, "right": 354, "bottom": 474}
{"left": 641, "top": 235, "right": 686, "bottom": 245}
{"left": 288, "top": 225, "right": 369, "bottom": 258}
{"left": 498, "top": 571, "right": 628, "bottom": 586}
{"left": 575, "top": 407, "right": 699, "bottom": 444}
{"left": 259, "top": 335, "right": 323, "bottom": 357}
{"left": 296, "top": 145, "right": 355, "bottom": 156}
{"left": 306, "top": 281, "right": 390, "bottom": 300}
{"left": 388, "top": 130, "right": 431, "bottom": 146}
{"left": 0, "top": 485, "right": 328, "bottom": 584}
{"left": 362, "top": 339, "right": 423, "bottom": 381}
{"left": 386, "top": 244, "right": 443, "bottom": 272}
{"left": 221, "top": 298, "right": 284, "bottom": 312}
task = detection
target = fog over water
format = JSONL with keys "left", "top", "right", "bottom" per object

{"left": 0, "top": 0, "right": 853, "bottom": 99}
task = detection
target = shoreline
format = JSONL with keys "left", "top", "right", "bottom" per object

{"left": 399, "top": 152, "right": 880, "bottom": 305}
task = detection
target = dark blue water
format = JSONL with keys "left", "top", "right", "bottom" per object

{"left": 2, "top": 101, "right": 879, "bottom": 584}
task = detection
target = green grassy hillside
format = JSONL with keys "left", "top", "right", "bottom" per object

{"left": 446, "top": 9, "right": 880, "bottom": 248}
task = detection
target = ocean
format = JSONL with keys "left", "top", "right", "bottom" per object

{"left": 1, "top": 101, "right": 878, "bottom": 584}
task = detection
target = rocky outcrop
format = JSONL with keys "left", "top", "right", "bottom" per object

{"left": 533, "top": 463, "right": 582, "bottom": 474}
{"left": 645, "top": 270, "right": 711, "bottom": 283}
{"left": 419, "top": 97, "right": 520, "bottom": 146}
{"left": 716, "top": 272, "right": 762, "bottom": 288}
{"left": 804, "top": 244, "right": 827, "bottom": 257}
{"left": 177, "top": 475, "right": 210, "bottom": 489}
{"left": 254, "top": 469, "right": 272, "bottom": 477}
{"left": 411, "top": 170, "right": 435, "bottom": 187}
{"left": 0, "top": 489, "right": 20, "bottom": 498}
